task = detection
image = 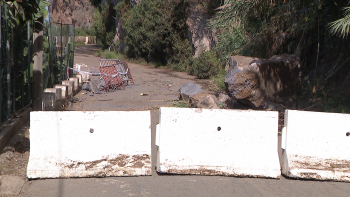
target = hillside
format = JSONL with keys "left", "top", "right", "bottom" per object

{"left": 49, "top": 0, "right": 95, "bottom": 27}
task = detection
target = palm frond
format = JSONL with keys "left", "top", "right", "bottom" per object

{"left": 329, "top": 7, "right": 350, "bottom": 38}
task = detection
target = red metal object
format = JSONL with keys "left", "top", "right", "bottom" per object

{"left": 113, "top": 62, "right": 134, "bottom": 85}
{"left": 99, "top": 65, "right": 125, "bottom": 92}
{"left": 99, "top": 59, "right": 134, "bottom": 85}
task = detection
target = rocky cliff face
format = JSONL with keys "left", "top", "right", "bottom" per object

{"left": 49, "top": 0, "right": 215, "bottom": 57}
{"left": 49, "top": 0, "right": 95, "bottom": 27}
{"left": 186, "top": 2, "right": 216, "bottom": 57}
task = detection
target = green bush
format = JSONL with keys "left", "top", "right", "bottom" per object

{"left": 123, "top": 0, "right": 192, "bottom": 66}
{"left": 101, "top": 50, "right": 120, "bottom": 59}
{"left": 188, "top": 50, "right": 222, "bottom": 79}
{"left": 212, "top": 68, "right": 226, "bottom": 90}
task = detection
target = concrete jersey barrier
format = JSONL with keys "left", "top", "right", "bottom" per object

{"left": 27, "top": 111, "right": 152, "bottom": 179}
{"left": 156, "top": 107, "right": 281, "bottom": 178}
{"left": 281, "top": 110, "right": 350, "bottom": 182}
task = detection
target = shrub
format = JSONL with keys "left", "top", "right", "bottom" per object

{"left": 101, "top": 50, "right": 120, "bottom": 59}
{"left": 188, "top": 50, "right": 222, "bottom": 79}
{"left": 123, "top": 0, "right": 192, "bottom": 66}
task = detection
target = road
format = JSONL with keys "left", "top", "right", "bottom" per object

{"left": 19, "top": 45, "right": 350, "bottom": 197}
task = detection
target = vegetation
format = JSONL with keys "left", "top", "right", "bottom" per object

{"left": 122, "top": 0, "right": 192, "bottom": 67}
{"left": 87, "top": 0, "right": 350, "bottom": 112}
{"left": 187, "top": 50, "right": 222, "bottom": 79}
{"left": 172, "top": 99, "right": 191, "bottom": 108}
{"left": 209, "top": 0, "right": 350, "bottom": 112}
{"left": 91, "top": 2, "right": 116, "bottom": 49}
{"left": 329, "top": 4, "right": 350, "bottom": 38}
{"left": 0, "top": 0, "right": 50, "bottom": 26}
{"left": 75, "top": 26, "right": 92, "bottom": 36}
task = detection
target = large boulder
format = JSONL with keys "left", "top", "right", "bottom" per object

{"left": 225, "top": 54, "right": 300, "bottom": 108}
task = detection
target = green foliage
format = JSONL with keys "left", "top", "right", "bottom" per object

{"left": 1, "top": 0, "right": 49, "bottom": 27}
{"left": 209, "top": 0, "right": 350, "bottom": 107}
{"left": 211, "top": 68, "right": 226, "bottom": 90}
{"left": 91, "top": 3, "right": 116, "bottom": 48}
{"left": 210, "top": 0, "right": 348, "bottom": 59}
{"left": 296, "top": 76, "right": 350, "bottom": 113}
{"left": 115, "top": 0, "right": 130, "bottom": 18}
{"left": 187, "top": 50, "right": 221, "bottom": 79}
{"left": 75, "top": 26, "right": 92, "bottom": 36}
{"left": 329, "top": 5, "right": 350, "bottom": 38}
{"left": 172, "top": 99, "right": 191, "bottom": 108}
{"left": 101, "top": 50, "right": 121, "bottom": 59}
{"left": 123, "top": 0, "right": 192, "bottom": 66}
{"left": 215, "top": 26, "right": 247, "bottom": 62}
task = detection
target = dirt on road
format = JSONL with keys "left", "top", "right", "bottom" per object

{"left": 70, "top": 45, "right": 221, "bottom": 111}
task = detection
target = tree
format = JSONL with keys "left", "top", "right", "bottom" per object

{"left": 123, "top": 0, "right": 191, "bottom": 66}
{"left": 91, "top": 3, "right": 116, "bottom": 48}
{"left": 0, "top": 0, "right": 49, "bottom": 26}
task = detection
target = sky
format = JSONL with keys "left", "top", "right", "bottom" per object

{"left": 45, "top": 0, "right": 49, "bottom": 22}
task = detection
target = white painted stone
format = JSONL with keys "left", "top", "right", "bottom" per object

{"left": 44, "top": 88, "right": 62, "bottom": 103}
{"left": 157, "top": 107, "right": 280, "bottom": 178}
{"left": 27, "top": 111, "right": 152, "bottom": 179}
{"left": 42, "top": 92, "right": 56, "bottom": 111}
{"left": 69, "top": 77, "right": 79, "bottom": 95}
{"left": 44, "top": 88, "right": 62, "bottom": 110}
{"left": 62, "top": 80, "right": 74, "bottom": 96}
{"left": 74, "top": 74, "right": 82, "bottom": 88}
{"left": 282, "top": 110, "right": 350, "bottom": 182}
{"left": 54, "top": 84, "right": 68, "bottom": 100}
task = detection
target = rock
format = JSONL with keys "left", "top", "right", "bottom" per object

{"left": 216, "top": 93, "right": 248, "bottom": 109}
{"left": 0, "top": 175, "right": 25, "bottom": 196}
{"left": 216, "top": 93, "right": 234, "bottom": 109}
{"left": 189, "top": 92, "right": 220, "bottom": 109}
{"left": 186, "top": 4, "right": 215, "bottom": 57}
{"left": 178, "top": 83, "right": 203, "bottom": 102}
{"left": 90, "top": 79, "right": 105, "bottom": 93}
{"left": 225, "top": 54, "right": 300, "bottom": 108}
{"left": 82, "top": 83, "right": 92, "bottom": 91}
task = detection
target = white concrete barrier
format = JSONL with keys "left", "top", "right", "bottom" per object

{"left": 27, "top": 111, "right": 151, "bottom": 179}
{"left": 282, "top": 110, "right": 350, "bottom": 182}
{"left": 157, "top": 107, "right": 280, "bottom": 178}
